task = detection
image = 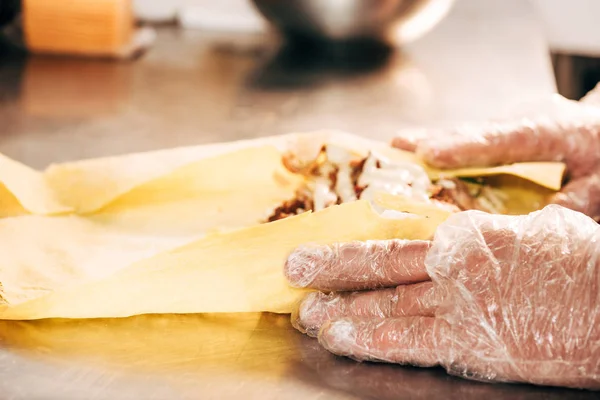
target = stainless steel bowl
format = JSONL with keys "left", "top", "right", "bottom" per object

{"left": 250, "top": 0, "right": 454, "bottom": 44}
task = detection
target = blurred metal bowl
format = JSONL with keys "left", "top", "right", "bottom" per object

{"left": 250, "top": 0, "right": 454, "bottom": 44}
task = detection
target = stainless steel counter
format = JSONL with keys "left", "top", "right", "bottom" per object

{"left": 0, "top": 313, "right": 597, "bottom": 400}
{"left": 0, "top": 1, "right": 594, "bottom": 399}
{"left": 1, "top": 0, "right": 556, "bottom": 168}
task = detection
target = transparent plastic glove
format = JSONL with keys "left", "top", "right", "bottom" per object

{"left": 393, "top": 84, "right": 600, "bottom": 220}
{"left": 285, "top": 205, "right": 600, "bottom": 389}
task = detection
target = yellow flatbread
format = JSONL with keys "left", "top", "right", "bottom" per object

{"left": 0, "top": 131, "right": 564, "bottom": 219}
{"left": 0, "top": 154, "right": 71, "bottom": 216}
{"left": 373, "top": 147, "right": 565, "bottom": 191}
{"left": 0, "top": 200, "right": 441, "bottom": 320}
{"left": 0, "top": 131, "right": 565, "bottom": 320}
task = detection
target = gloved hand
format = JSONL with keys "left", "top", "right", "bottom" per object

{"left": 393, "top": 84, "right": 600, "bottom": 221}
{"left": 285, "top": 205, "right": 600, "bottom": 389}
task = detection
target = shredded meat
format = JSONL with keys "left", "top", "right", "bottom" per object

{"left": 430, "top": 178, "right": 505, "bottom": 214}
{"left": 267, "top": 196, "right": 312, "bottom": 222}
{"left": 349, "top": 157, "right": 368, "bottom": 201}
{"left": 267, "top": 148, "right": 502, "bottom": 223}
{"left": 429, "top": 178, "right": 477, "bottom": 211}
{"left": 329, "top": 167, "right": 338, "bottom": 191}
{"left": 350, "top": 158, "right": 367, "bottom": 186}
{"left": 267, "top": 152, "right": 370, "bottom": 221}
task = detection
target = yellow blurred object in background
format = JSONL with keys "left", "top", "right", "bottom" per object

{"left": 22, "top": 0, "right": 136, "bottom": 57}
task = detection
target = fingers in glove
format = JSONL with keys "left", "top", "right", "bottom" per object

{"left": 550, "top": 174, "right": 600, "bottom": 221}
{"left": 415, "top": 119, "right": 571, "bottom": 170}
{"left": 285, "top": 239, "right": 431, "bottom": 291}
{"left": 294, "top": 282, "right": 440, "bottom": 337}
{"left": 318, "top": 316, "right": 442, "bottom": 367}
{"left": 295, "top": 335, "right": 493, "bottom": 400}
{"left": 391, "top": 136, "right": 418, "bottom": 152}
{"left": 391, "top": 128, "right": 434, "bottom": 152}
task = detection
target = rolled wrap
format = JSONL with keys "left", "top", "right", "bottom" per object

{"left": 0, "top": 131, "right": 565, "bottom": 320}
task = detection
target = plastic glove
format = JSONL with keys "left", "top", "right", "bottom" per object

{"left": 393, "top": 84, "right": 600, "bottom": 220}
{"left": 285, "top": 205, "right": 600, "bottom": 389}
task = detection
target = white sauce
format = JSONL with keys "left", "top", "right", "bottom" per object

{"left": 357, "top": 151, "right": 431, "bottom": 203}
{"left": 299, "top": 144, "right": 434, "bottom": 214}
{"left": 312, "top": 178, "right": 337, "bottom": 211}
{"left": 326, "top": 146, "right": 357, "bottom": 203}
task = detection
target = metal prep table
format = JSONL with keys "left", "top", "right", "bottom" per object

{"left": 0, "top": 1, "right": 596, "bottom": 399}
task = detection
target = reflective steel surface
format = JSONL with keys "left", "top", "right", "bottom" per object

{"left": 0, "top": 0, "right": 555, "bottom": 169}
{"left": 1, "top": 313, "right": 597, "bottom": 399}
{"left": 0, "top": 1, "right": 588, "bottom": 399}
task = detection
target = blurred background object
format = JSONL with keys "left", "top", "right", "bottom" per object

{"left": 0, "top": 0, "right": 22, "bottom": 46}
{"left": 0, "top": 0, "right": 598, "bottom": 103}
{"left": 23, "top": 0, "right": 131, "bottom": 56}
{"left": 133, "top": 0, "right": 181, "bottom": 23}
{"left": 133, "top": 0, "right": 454, "bottom": 44}
{"left": 531, "top": 0, "right": 600, "bottom": 100}
{"left": 178, "top": 0, "right": 267, "bottom": 33}
{"left": 0, "top": 0, "right": 20, "bottom": 28}
{"left": 3, "top": 0, "right": 155, "bottom": 58}
{"left": 251, "top": 0, "right": 454, "bottom": 45}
